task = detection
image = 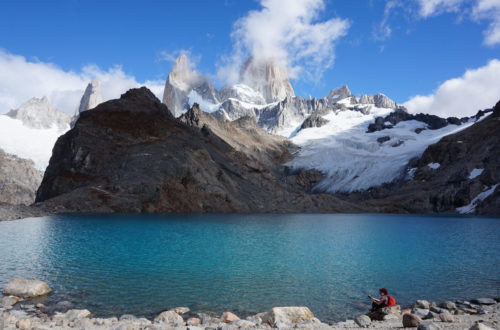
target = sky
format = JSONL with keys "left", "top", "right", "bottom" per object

{"left": 0, "top": 0, "right": 499, "bottom": 117}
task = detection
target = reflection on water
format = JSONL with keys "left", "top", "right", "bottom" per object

{"left": 0, "top": 213, "right": 499, "bottom": 322}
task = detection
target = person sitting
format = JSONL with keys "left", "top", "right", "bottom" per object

{"left": 369, "top": 288, "right": 396, "bottom": 312}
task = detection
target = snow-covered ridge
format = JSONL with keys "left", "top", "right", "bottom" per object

{"left": 6, "top": 96, "right": 70, "bottom": 130}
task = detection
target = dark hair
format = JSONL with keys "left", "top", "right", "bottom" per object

{"left": 379, "top": 288, "right": 388, "bottom": 295}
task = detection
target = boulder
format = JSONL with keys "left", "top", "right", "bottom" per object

{"left": 64, "top": 309, "right": 91, "bottom": 320}
{"left": 423, "top": 311, "right": 440, "bottom": 320}
{"left": 430, "top": 306, "right": 444, "bottom": 313}
{"left": 221, "top": 311, "right": 240, "bottom": 323}
{"left": 186, "top": 317, "right": 201, "bottom": 326}
{"left": 403, "top": 313, "right": 422, "bottom": 327}
{"left": 417, "top": 322, "right": 440, "bottom": 330}
{"left": 470, "top": 298, "right": 496, "bottom": 305}
{"left": 469, "top": 322, "right": 495, "bottom": 330}
{"left": 261, "top": 307, "right": 315, "bottom": 326}
{"left": 154, "top": 310, "right": 185, "bottom": 326}
{"left": 354, "top": 314, "right": 371, "bottom": 327}
{"left": 412, "top": 308, "right": 430, "bottom": 318}
{"left": 415, "top": 300, "right": 430, "bottom": 309}
{"left": 169, "top": 306, "right": 190, "bottom": 314}
{"left": 438, "top": 311, "right": 453, "bottom": 322}
{"left": 2, "top": 278, "right": 52, "bottom": 298}
{"left": 1, "top": 296, "right": 19, "bottom": 308}
{"left": 439, "top": 301, "right": 456, "bottom": 310}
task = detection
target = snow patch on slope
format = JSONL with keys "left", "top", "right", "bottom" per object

{"left": 457, "top": 184, "right": 499, "bottom": 214}
{"left": 468, "top": 168, "right": 484, "bottom": 179}
{"left": 0, "top": 115, "right": 67, "bottom": 171}
{"left": 287, "top": 107, "right": 475, "bottom": 193}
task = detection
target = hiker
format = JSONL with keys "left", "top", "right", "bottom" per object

{"left": 369, "top": 288, "right": 396, "bottom": 311}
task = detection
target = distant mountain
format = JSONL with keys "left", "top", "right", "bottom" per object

{"left": 0, "top": 96, "right": 71, "bottom": 171}
{"left": 6, "top": 96, "right": 70, "bottom": 130}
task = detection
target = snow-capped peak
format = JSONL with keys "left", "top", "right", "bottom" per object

{"left": 327, "top": 85, "right": 352, "bottom": 101}
{"left": 6, "top": 96, "right": 70, "bottom": 130}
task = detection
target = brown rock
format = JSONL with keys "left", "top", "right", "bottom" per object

{"left": 403, "top": 313, "right": 422, "bottom": 328}
{"left": 221, "top": 311, "right": 240, "bottom": 323}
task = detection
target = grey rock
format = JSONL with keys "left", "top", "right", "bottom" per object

{"left": 354, "top": 314, "right": 371, "bottom": 327}
{"left": 471, "top": 298, "right": 496, "bottom": 305}
{"left": 2, "top": 278, "right": 52, "bottom": 298}
{"left": 430, "top": 306, "right": 444, "bottom": 314}
{"left": 327, "top": 85, "right": 353, "bottom": 102}
{"left": 423, "top": 311, "right": 440, "bottom": 320}
{"left": 1, "top": 296, "right": 18, "bottom": 309}
{"left": 261, "top": 307, "right": 315, "bottom": 327}
{"left": 119, "top": 314, "right": 137, "bottom": 321}
{"left": 417, "top": 321, "right": 440, "bottom": 330}
{"left": 415, "top": 300, "right": 430, "bottom": 309}
{"left": 154, "top": 310, "right": 184, "bottom": 326}
{"left": 64, "top": 309, "right": 91, "bottom": 320}
{"left": 412, "top": 308, "right": 430, "bottom": 318}
{"left": 439, "top": 301, "right": 456, "bottom": 310}
{"left": 469, "top": 322, "right": 495, "bottom": 330}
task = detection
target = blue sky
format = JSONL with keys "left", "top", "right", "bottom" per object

{"left": 0, "top": 0, "right": 499, "bottom": 116}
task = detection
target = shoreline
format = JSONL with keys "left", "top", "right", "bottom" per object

{"left": 1, "top": 291, "right": 498, "bottom": 329}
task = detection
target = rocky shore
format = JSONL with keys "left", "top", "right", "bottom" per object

{"left": 1, "top": 278, "right": 498, "bottom": 330}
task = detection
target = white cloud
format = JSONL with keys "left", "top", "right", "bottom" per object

{"left": 0, "top": 50, "right": 164, "bottom": 115}
{"left": 404, "top": 59, "right": 500, "bottom": 117}
{"left": 373, "top": 0, "right": 403, "bottom": 41}
{"left": 416, "top": 0, "right": 464, "bottom": 17}
{"left": 218, "top": 0, "right": 350, "bottom": 84}
{"left": 415, "top": 0, "right": 500, "bottom": 45}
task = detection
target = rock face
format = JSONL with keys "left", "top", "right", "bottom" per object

{"left": 2, "top": 278, "right": 52, "bottom": 298}
{"left": 0, "top": 148, "right": 42, "bottom": 205}
{"left": 6, "top": 96, "right": 70, "bottom": 130}
{"left": 162, "top": 54, "right": 218, "bottom": 117}
{"left": 327, "top": 85, "right": 353, "bottom": 102}
{"left": 78, "top": 80, "right": 103, "bottom": 113}
{"left": 35, "top": 87, "right": 362, "bottom": 214}
{"left": 359, "top": 93, "right": 397, "bottom": 108}
{"left": 357, "top": 100, "right": 500, "bottom": 216}
{"left": 240, "top": 57, "right": 295, "bottom": 103}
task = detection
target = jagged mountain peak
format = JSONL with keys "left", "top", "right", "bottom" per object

{"left": 239, "top": 57, "right": 295, "bottom": 103}
{"left": 78, "top": 80, "right": 103, "bottom": 113}
{"left": 327, "top": 85, "right": 352, "bottom": 100}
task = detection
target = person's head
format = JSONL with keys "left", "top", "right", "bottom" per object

{"left": 379, "top": 288, "right": 388, "bottom": 296}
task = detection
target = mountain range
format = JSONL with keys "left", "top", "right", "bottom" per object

{"left": 0, "top": 55, "right": 498, "bottom": 218}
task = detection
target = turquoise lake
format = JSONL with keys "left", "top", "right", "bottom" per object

{"left": 0, "top": 214, "right": 499, "bottom": 322}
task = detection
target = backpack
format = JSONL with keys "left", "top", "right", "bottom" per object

{"left": 387, "top": 295, "right": 396, "bottom": 306}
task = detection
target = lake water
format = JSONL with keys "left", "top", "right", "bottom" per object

{"left": 0, "top": 214, "right": 499, "bottom": 322}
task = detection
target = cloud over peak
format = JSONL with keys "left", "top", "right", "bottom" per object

{"left": 219, "top": 0, "right": 350, "bottom": 84}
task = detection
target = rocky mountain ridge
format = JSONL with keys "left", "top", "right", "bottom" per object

{"left": 6, "top": 96, "right": 70, "bottom": 131}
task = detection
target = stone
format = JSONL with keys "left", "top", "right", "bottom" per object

{"left": 169, "top": 306, "right": 190, "bottom": 315}
{"left": 220, "top": 311, "right": 240, "bottom": 323}
{"left": 417, "top": 321, "right": 440, "bottom": 330}
{"left": 412, "top": 308, "right": 430, "bottom": 318}
{"left": 439, "top": 301, "right": 456, "bottom": 310}
{"left": 2, "top": 278, "right": 52, "bottom": 298}
{"left": 261, "top": 307, "right": 315, "bottom": 326}
{"left": 1, "top": 296, "right": 18, "bottom": 308}
{"left": 469, "top": 322, "right": 495, "bottom": 330}
{"left": 119, "top": 314, "right": 137, "bottom": 321}
{"left": 246, "top": 314, "right": 263, "bottom": 325}
{"left": 15, "top": 318, "right": 31, "bottom": 330}
{"left": 35, "top": 303, "right": 45, "bottom": 309}
{"left": 153, "top": 310, "right": 184, "bottom": 326}
{"left": 423, "top": 311, "right": 440, "bottom": 320}
{"left": 415, "top": 300, "right": 430, "bottom": 309}
{"left": 64, "top": 309, "right": 91, "bottom": 320}
{"left": 186, "top": 317, "right": 201, "bottom": 326}
{"left": 354, "top": 314, "right": 371, "bottom": 327}
{"left": 403, "top": 313, "right": 422, "bottom": 327}
{"left": 232, "top": 319, "right": 255, "bottom": 328}
{"left": 454, "top": 309, "right": 465, "bottom": 315}
{"left": 430, "top": 306, "right": 444, "bottom": 314}
{"left": 471, "top": 298, "right": 496, "bottom": 305}
{"left": 438, "top": 311, "right": 453, "bottom": 322}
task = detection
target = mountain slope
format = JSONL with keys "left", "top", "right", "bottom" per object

{"left": 35, "top": 87, "right": 363, "bottom": 213}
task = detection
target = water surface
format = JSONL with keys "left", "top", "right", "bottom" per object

{"left": 0, "top": 213, "right": 499, "bottom": 322}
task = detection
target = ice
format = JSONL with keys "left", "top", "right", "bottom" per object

{"left": 468, "top": 168, "right": 484, "bottom": 179}
{"left": 428, "top": 162, "right": 441, "bottom": 169}
{"left": 0, "top": 115, "right": 67, "bottom": 171}
{"left": 288, "top": 107, "right": 475, "bottom": 193}
{"left": 456, "top": 184, "right": 499, "bottom": 214}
